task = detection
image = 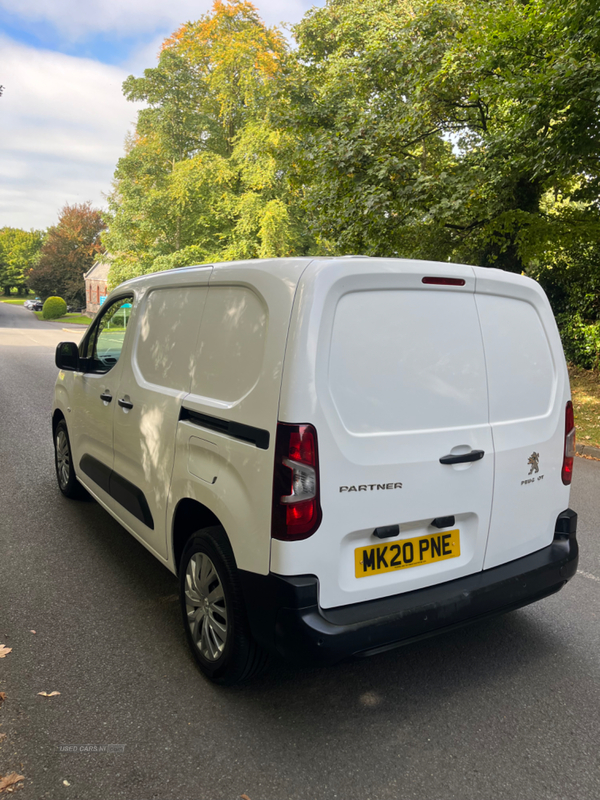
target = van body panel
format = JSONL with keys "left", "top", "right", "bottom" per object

{"left": 169, "top": 420, "right": 264, "bottom": 572}
{"left": 169, "top": 258, "right": 312, "bottom": 574}
{"left": 275, "top": 258, "right": 497, "bottom": 608}
{"left": 275, "top": 258, "right": 572, "bottom": 609}
{"left": 473, "top": 269, "right": 571, "bottom": 569}
{"left": 112, "top": 279, "right": 211, "bottom": 559}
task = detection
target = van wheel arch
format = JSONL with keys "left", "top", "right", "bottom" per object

{"left": 171, "top": 498, "right": 227, "bottom": 574}
{"left": 52, "top": 409, "right": 65, "bottom": 436}
{"left": 179, "top": 526, "right": 269, "bottom": 684}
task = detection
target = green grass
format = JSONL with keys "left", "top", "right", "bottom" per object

{"left": 0, "top": 297, "right": 31, "bottom": 305}
{"left": 33, "top": 311, "right": 91, "bottom": 326}
{"left": 569, "top": 365, "right": 600, "bottom": 449}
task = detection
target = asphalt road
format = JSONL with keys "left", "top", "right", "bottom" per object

{"left": 0, "top": 303, "right": 66, "bottom": 329}
{"left": 1, "top": 302, "right": 599, "bottom": 800}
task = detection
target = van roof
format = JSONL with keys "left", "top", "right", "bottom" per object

{"left": 117, "top": 256, "right": 536, "bottom": 295}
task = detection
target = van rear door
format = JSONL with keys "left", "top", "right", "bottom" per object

{"left": 474, "top": 269, "right": 571, "bottom": 569}
{"left": 274, "top": 258, "right": 495, "bottom": 610}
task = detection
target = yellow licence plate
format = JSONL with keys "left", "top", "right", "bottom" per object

{"left": 355, "top": 530, "right": 460, "bottom": 578}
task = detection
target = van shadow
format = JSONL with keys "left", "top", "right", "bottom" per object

{"left": 222, "top": 607, "right": 568, "bottom": 737}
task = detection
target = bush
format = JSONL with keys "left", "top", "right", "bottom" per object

{"left": 557, "top": 312, "right": 600, "bottom": 370}
{"left": 42, "top": 296, "right": 67, "bottom": 320}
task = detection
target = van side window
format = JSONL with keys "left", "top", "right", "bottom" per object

{"left": 84, "top": 296, "right": 134, "bottom": 372}
{"left": 190, "top": 286, "right": 267, "bottom": 402}
{"left": 135, "top": 286, "right": 208, "bottom": 392}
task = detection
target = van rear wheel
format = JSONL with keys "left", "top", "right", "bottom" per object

{"left": 179, "top": 527, "right": 269, "bottom": 685}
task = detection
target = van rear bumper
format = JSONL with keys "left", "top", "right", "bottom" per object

{"left": 240, "top": 510, "right": 578, "bottom": 666}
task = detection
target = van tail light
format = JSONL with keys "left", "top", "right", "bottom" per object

{"left": 562, "top": 400, "right": 575, "bottom": 485}
{"left": 272, "top": 423, "right": 322, "bottom": 540}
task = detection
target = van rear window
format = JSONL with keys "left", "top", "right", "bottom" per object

{"left": 475, "top": 295, "right": 555, "bottom": 421}
{"left": 328, "top": 290, "right": 488, "bottom": 434}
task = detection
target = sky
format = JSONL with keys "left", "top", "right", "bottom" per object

{"left": 0, "top": 0, "right": 319, "bottom": 231}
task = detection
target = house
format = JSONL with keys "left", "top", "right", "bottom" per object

{"left": 84, "top": 261, "right": 110, "bottom": 315}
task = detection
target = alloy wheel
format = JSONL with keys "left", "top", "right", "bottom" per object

{"left": 56, "top": 429, "right": 71, "bottom": 490}
{"left": 184, "top": 552, "right": 228, "bottom": 661}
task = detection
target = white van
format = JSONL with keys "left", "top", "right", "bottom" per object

{"left": 53, "top": 257, "right": 578, "bottom": 684}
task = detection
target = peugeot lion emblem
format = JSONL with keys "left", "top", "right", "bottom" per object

{"left": 528, "top": 452, "right": 540, "bottom": 475}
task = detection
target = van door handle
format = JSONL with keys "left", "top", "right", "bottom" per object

{"left": 440, "top": 450, "right": 485, "bottom": 465}
{"left": 100, "top": 392, "right": 112, "bottom": 403}
{"left": 118, "top": 398, "right": 134, "bottom": 410}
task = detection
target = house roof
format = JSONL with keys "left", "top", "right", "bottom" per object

{"left": 84, "top": 261, "right": 111, "bottom": 282}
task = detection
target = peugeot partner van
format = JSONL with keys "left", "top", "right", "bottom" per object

{"left": 52, "top": 257, "right": 578, "bottom": 684}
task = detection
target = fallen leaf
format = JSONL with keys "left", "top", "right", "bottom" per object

{"left": 37, "top": 692, "right": 60, "bottom": 698}
{"left": 62, "top": 780, "right": 70, "bottom": 787}
{"left": 0, "top": 773, "right": 25, "bottom": 793}
{"left": 0, "top": 646, "right": 12, "bottom": 659}
{"left": 0, "top": 693, "right": 6, "bottom": 704}
{"left": 0, "top": 734, "right": 6, "bottom": 743}
{"left": 29, "top": 631, "right": 36, "bottom": 635}
{"left": 240, "top": 795, "right": 252, "bottom": 800}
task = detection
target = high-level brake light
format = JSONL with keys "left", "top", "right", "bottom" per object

{"left": 422, "top": 277, "right": 466, "bottom": 286}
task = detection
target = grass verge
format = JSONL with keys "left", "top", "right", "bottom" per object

{"left": 569, "top": 365, "right": 600, "bottom": 449}
{"left": 0, "top": 297, "right": 30, "bottom": 305}
{"left": 33, "top": 311, "right": 91, "bottom": 326}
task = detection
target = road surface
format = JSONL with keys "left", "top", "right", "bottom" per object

{"left": 1, "top": 301, "right": 599, "bottom": 799}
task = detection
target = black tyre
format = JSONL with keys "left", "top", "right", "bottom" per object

{"left": 54, "top": 420, "right": 86, "bottom": 499}
{"left": 179, "top": 526, "right": 269, "bottom": 685}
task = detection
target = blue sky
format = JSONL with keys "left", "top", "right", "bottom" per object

{"left": 0, "top": 9, "right": 160, "bottom": 66}
{"left": 0, "top": 0, "right": 320, "bottom": 230}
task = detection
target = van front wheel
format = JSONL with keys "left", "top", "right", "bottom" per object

{"left": 179, "top": 527, "right": 268, "bottom": 685}
{"left": 54, "top": 420, "right": 86, "bottom": 499}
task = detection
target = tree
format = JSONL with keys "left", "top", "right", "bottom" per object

{"left": 0, "top": 228, "right": 43, "bottom": 295}
{"left": 287, "top": 0, "right": 600, "bottom": 272}
{"left": 27, "top": 203, "right": 106, "bottom": 304}
{"left": 105, "top": 0, "right": 307, "bottom": 286}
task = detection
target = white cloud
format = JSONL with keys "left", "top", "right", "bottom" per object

{"left": 0, "top": 0, "right": 310, "bottom": 40}
{"left": 0, "top": 1, "right": 320, "bottom": 231}
{"left": 0, "top": 37, "right": 140, "bottom": 229}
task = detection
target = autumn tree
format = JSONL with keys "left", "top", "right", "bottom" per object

{"left": 105, "top": 0, "right": 307, "bottom": 285}
{"left": 0, "top": 228, "right": 43, "bottom": 295}
{"left": 27, "top": 203, "right": 106, "bottom": 304}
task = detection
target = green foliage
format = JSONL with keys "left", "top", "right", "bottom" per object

{"left": 42, "top": 296, "right": 67, "bottom": 320}
{"left": 28, "top": 203, "right": 105, "bottom": 304}
{"left": 105, "top": 0, "right": 309, "bottom": 287}
{"left": 286, "top": 0, "right": 600, "bottom": 272}
{"left": 558, "top": 313, "right": 600, "bottom": 370}
{"left": 0, "top": 228, "right": 43, "bottom": 294}
{"left": 102, "top": 0, "right": 600, "bottom": 334}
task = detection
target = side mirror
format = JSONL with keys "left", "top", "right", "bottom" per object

{"left": 55, "top": 342, "right": 80, "bottom": 371}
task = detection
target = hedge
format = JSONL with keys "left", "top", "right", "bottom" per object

{"left": 42, "top": 296, "right": 67, "bottom": 320}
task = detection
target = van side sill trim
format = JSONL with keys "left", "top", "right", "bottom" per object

{"left": 79, "top": 454, "right": 154, "bottom": 530}
{"left": 179, "top": 407, "right": 270, "bottom": 450}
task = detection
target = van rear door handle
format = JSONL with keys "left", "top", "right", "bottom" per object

{"left": 440, "top": 450, "right": 485, "bottom": 465}
{"left": 118, "top": 398, "right": 134, "bottom": 410}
